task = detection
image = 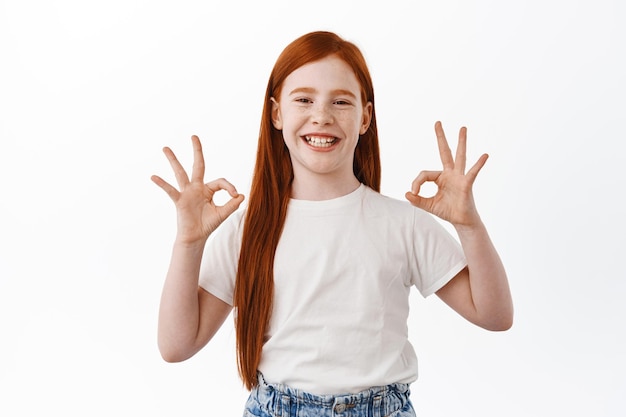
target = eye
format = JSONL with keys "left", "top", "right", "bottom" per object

{"left": 295, "top": 97, "right": 312, "bottom": 104}
{"left": 334, "top": 99, "right": 352, "bottom": 106}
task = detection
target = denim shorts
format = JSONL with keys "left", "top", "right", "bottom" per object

{"left": 243, "top": 373, "right": 416, "bottom": 417}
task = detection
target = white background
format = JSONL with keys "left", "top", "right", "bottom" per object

{"left": 1, "top": 0, "right": 624, "bottom": 415}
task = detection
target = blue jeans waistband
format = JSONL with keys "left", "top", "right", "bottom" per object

{"left": 245, "top": 373, "right": 414, "bottom": 417}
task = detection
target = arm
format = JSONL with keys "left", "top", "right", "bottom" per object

{"left": 406, "top": 122, "right": 513, "bottom": 331}
{"left": 152, "top": 136, "right": 244, "bottom": 361}
{"left": 157, "top": 241, "right": 233, "bottom": 362}
{"left": 436, "top": 224, "right": 512, "bottom": 331}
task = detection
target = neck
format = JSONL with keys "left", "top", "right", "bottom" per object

{"left": 290, "top": 174, "right": 361, "bottom": 201}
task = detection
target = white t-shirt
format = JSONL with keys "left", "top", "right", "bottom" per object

{"left": 199, "top": 184, "right": 466, "bottom": 395}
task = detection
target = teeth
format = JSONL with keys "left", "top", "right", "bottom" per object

{"left": 305, "top": 136, "right": 336, "bottom": 148}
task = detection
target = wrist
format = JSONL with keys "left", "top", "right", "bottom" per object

{"left": 173, "top": 235, "right": 207, "bottom": 251}
{"left": 453, "top": 218, "right": 486, "bottom": 235}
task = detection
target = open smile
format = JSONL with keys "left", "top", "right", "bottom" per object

{"left": 303, "top": 135, "right": 338, "bottom": 148}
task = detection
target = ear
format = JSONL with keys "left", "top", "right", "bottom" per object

{"left": 270, "top": 97, "right": 282, "bottom": 130}
{"left": 359, "top": 101, "right": 373, "bottom": 135}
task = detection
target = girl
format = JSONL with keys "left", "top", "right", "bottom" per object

{"left": 152, "top": 31, "right": 513, "bottom": 417}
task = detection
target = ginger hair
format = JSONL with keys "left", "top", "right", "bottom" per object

{"left": 233, "top": 31, "right": 381, "bottom": 389}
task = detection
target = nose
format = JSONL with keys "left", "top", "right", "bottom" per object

{"left": 311, "top": 102, "right": 334, "bottom": 125}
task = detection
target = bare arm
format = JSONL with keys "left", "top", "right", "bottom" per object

{"left": 436, "top": 223, "right": 512, "bottom": 331}
{"left": 152, "top": 136, "right": 244, "bottom": 361}
{"left": 157, "top": 241, "right": 233, "bottom": 362}
{"left": 406, "top": 122, "right": 513, "bottom": 331}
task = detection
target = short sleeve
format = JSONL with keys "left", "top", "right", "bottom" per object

{"left": 410, "top": 208, "right": 467, "bottom": 297}
{"left": 198, "top": 209, "right": 245, "bottom": 306}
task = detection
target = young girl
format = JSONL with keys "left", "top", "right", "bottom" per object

{"left": 152, "top": 31, "right": 513, "bottom": 417}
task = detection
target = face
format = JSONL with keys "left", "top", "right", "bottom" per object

{"left": 271, "top": 55, "right": 372, "bottom": 185}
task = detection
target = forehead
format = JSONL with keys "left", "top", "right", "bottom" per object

{"left": 280, "top": 55, "right": 362, "bottom": 98}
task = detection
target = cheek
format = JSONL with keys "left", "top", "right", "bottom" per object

{"left": 282, "top": 108, "right": 308, "bottom": 127}
{"left": 338, "top": 112, "right": 365, "bottom": 132}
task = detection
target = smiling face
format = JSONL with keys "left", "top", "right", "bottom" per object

{"left": 271, "top": 55, "right": 372, "bottom": 194}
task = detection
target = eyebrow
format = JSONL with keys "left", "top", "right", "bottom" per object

{"left": 288, "top": 87, "right": 357, "bottom": 99}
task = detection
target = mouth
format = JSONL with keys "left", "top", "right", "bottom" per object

{"left": 303, "top": 135, "right": 338, "bottom": 148}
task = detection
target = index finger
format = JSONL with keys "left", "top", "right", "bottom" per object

{"left": 205, "top": 177, "right": 241, "bottom": 198}
{"left": 434, "top": 121, "right": 454, "bottom": 170}
{"left": 190, "top": 135, "right": 205, "bottom": 182}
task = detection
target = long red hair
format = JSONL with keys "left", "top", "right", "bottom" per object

{"left": 233, "top": 31, "right": 381, "bottom": 389}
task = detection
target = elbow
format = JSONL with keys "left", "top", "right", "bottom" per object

{"left": 158, "top": 339, "right": 195, "bottom": 363}
{"left": 484, "top": 297, "right": 514, "bottom": 331}
{"left": 487, "top": 318, "right": 513, "bottom": 332}
{"left": 470, "top": 303, "right": 514, "bottom": 331}
{"left": 160, "top": 350, "right": 186, "bottom": 363}
{"left": 483, "top": 309, "right": 514, "bottom": 332}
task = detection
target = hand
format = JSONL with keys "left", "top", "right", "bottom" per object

{"left": 151, "top": 135, "right": 245, "bottom": 245}
{"left": 405, "top": 121, "right": 487, "bottom": 229}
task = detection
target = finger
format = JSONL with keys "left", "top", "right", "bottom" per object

{"left": 409, "top": 170, "right": 441, "bottom": 195}
{"left": 205, "top": 178, "right": 241, "bottom": 198}
{"left": 405, "top": 191, "right": 432, "bottom": 211}
{"left": 151, "top": 175, "right": 181, "bottom": 202}
{"left": 217, "top": 194, "right": 246, "bottom": 219}
{"left": 434, "top": 121, "right": 454, "bottom": 170}
{"left": 466, "top": 153, "right": 489, "bottom": 182}
{"left": 190, "top": 135, "right": 206, "bottom": 183}
{"left": 455, "top": 126, "right": 467, "bottom": 174}
{"left": 163, "top": 146, "right": 190, "bottom": 188}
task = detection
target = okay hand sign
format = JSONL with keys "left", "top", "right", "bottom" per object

{"left": 151, "top": 136, "right": 245, "bottom": 245}
{"left": 405, "top": 122, "right": 488, "bottom": 229}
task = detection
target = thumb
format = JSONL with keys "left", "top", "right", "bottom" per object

{"left": 218, "top": 194, "right": 245, "bottom": 219}
{"left": 405, "top": 191, "right": 429, "bottom": 210}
